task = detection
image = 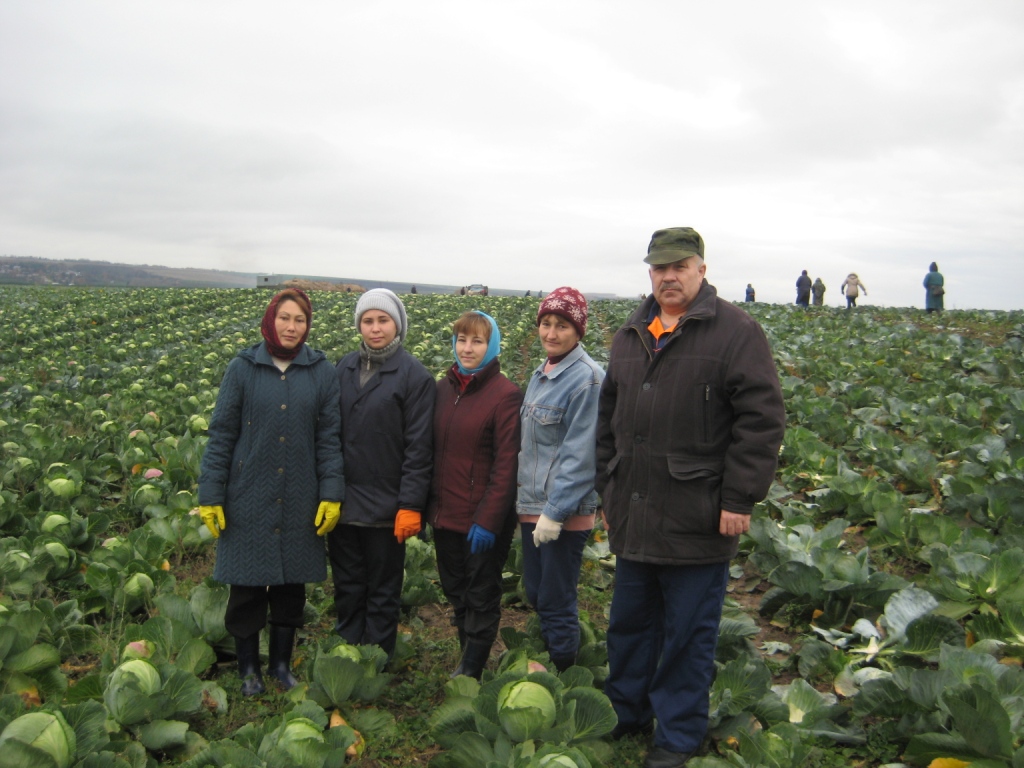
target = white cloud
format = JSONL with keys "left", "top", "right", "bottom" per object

{"left": 0, "top": 0, "right": 1021, "bottom": 309}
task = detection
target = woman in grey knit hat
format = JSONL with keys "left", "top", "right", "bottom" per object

{"left": 329, "top": 289, "right": 435, "bottom": 658}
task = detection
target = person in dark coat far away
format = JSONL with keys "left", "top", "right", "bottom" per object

{"left": 924, "top": 262, "right": 944, "bottom": 312}
{"left": 199, "top": 288, "right": 344, "bottom": 696}
{"left": 795, "top": 270, "right": 811, "bottom": 307}
{"left": 812, "top": 277, "right": 826, "bottom": 306}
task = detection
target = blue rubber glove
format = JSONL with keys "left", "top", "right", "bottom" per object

{"left": 467, "top": 523, "right": 496, "bottom": 554}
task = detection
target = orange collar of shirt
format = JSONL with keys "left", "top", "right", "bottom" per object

{"left": 647, "top": 315, "right": 676, "bottom": 340}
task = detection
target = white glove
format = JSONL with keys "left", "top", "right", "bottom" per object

{"left": 533, "top": 515, "right": 563, "bottom": 546}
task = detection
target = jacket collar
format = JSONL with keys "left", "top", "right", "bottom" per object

{"left": 628, "top": 279, "right": 718, "bottom": 332}
{"left": 444, "top": 357, "right": 502, "bottom": 393}
{"left": 532, "top": 343, "right": 586, "bottom": 380}
{"left": 341, "top": 345, "right": 406, "bottom": 373}
{"left": 244, "top": 342, "right": 323, "bottom": 367}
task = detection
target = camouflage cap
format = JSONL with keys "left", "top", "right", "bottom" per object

{"left": 644, "top": 227, "right": 705, "bottom": 265}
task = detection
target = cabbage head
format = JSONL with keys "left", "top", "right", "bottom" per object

{"left": 327, "top": 643, "right": 362, "bottom": 663}
{"left": 124, "top": 573, "right": 155, "bottom": 600}
{"left": 539, "top": 753, "right": 586, "bottom": 768}
{"left": 109, "top": 658, "right": 162, "bottom": 695}
{"left": 278, "top": 717, "right": 325, "bottom": 761}
{"left": 0, "top": 711, "right": 77, "bottom": 768}
{"left": 497, "top": 680, "right": 557, "bottom": 742}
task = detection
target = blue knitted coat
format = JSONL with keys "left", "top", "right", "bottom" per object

{"left": 198, "top": 342, "right": 344, "bottom": 585}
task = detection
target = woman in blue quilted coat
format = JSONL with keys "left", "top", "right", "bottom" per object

{"left": 198, "top": 288, "right": 344, "bottom": 696}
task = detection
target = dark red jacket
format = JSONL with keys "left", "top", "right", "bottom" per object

{"left": 427, "top": 359, "right": 523, "bottom": 535}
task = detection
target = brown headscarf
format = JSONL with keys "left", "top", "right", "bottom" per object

{"left": 261, "top": 288, "right": 312, "bottom": 360}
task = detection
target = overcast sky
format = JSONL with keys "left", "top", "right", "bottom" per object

{"left": 1, "top": 1, "right": 1022, "bottom": 309}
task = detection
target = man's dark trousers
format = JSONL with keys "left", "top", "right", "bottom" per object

{"left": 605, "top": 557, "right": 729, "bottom": 754}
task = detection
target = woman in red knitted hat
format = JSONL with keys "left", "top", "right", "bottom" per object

{"left": 516, "top": 287, "right": 605, "bottom": 671}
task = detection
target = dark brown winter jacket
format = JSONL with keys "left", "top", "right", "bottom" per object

{"left": 595, "top": 281, "right": 785, "bottom": 565}
{"left": 427, "top": 359, "right": 523, "bottom": 535}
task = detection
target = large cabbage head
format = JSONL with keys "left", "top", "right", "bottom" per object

{"left": 327, "top": 643, "right": 362, "bottom": 663}
{"left": 278, "top": 717, "right": 325, "bottom": 761}
{"left": 108, "top": 658, "right": 162, "bottom": 695}
{"left": 538, "top": 751, "right": 590, "bottom": 768}
{"left": 497, "top": 680, "right": 557, "bottom": 742}
{"left": 0, "top": 711, "right": 77, "bottom": 768}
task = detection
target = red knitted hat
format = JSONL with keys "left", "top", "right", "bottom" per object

{"left": 537, "top": 286, "right": 588, "bottom": 338}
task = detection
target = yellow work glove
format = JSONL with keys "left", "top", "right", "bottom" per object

{"left": 199, "top": 505, "right": 225, "bottom": 538}
{"left": 394, "top": 509, "right": 421, "bottom": 544}
{"left": 315, "top": 500, "right": 342, "bottom": 536}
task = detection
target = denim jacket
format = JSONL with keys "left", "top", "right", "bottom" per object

{"left": 516, "top": 344, "right": 605, "bottom": 522}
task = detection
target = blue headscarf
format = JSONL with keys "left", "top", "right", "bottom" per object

{"left": 452, "top": 311, "right": 501, "bottom": 375}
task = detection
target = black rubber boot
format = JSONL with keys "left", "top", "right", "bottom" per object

{"left": 234, "top": 632, "right": 265, "bottom": 696}
{"left": 266, "top": 625, "right": 299, "bottom": 689}
{"left": 450, "top": 640, "right": 491, "bottom": 680}
{"left": 550, "top": 653, "right": 577, "bottom": 673}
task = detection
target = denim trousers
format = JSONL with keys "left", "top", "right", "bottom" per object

{"left": 605, "top": 556, "right": 728, "bottom": 754}
{"left": 328, "top": 524, "right": 405, "bottom": 656}
{"left": 520, "top": 523, "right": 590, "bottom": 664}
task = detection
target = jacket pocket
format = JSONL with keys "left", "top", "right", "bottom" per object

{"left": 661, "top": 455, "right": 723, "bottom": 537}
{"left": 527, "top": 404, "right": 564, "bottom": 446}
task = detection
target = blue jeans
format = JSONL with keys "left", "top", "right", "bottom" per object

{"left": 605, "top": 557, "right": 729, "bottom": 754}
{"left": 521, "top": 523, "right": 590, "bottom": 665}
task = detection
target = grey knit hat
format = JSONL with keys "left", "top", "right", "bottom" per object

{"left": 354, "top": 288, "right": 408, "bottom": 342}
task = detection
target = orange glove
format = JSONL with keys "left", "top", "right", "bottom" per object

{"left": 394, "top": 509, "right": 421, "bottom": 544}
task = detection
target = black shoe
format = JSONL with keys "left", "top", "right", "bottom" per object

{"left": 550, "top": 654, "right": 576, "bottom": 673}
{"left": 266, "top": 625, "right": 299, "bottom": 689}
{"left": 233, "top": 632, "right": 265, "bottom": 697}
{"left": 610, "top": 721, "right": 654, "bottom": 740}
{"left": 644, "top": 746, "right": 694, "bottom": 768}
{"left": 450, "top": 640, "right": 491, "bottom": 680}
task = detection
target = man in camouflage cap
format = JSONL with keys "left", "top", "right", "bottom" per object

{"left": 596, "top": 227, "right": 785, "bottom": 767}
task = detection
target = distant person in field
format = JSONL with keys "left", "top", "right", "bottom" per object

{"left": 597, "top": 227, "right": 785, "bottom": 767}
{"left": 331, "top": 289, "right": 435, "bottom": 660}
{"left": 840, "top": 273, "right": 867, "bottom": 308}
{"left": 198, "top": 288, "right": 343, "bottom": 696}
{"left": 517, "top": 287, "right": 604, "bottom": 673}
{"left": 795, "top": 270, "right": 811, "bottom": 307}
{"left": 745, "top": 283, "right": 755, "bottom": 302}
{"left": 924, "top": 262, "right": 944, "bottom": 313}
{"left": 427, "top": 311, "right": 522, "bottom": 679}
{"left": 812, "top": 277, "right": 826, "bottom": 306}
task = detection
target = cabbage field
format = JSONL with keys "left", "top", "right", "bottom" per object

{"left": 0, "top": 285, "right": 1022, "bottom": 768}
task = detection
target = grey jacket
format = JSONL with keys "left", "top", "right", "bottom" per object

{"left": 595, "top": 282, "right": 785, "bottom": 565}
{"left": 199, "top": 343, "right": 344, "bottom": 585}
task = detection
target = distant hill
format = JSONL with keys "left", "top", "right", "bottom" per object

{"left": 0, "top": 255, "right": 622, "bottom": 299}
{"left": 0, "top": 255, "right": 256, "bottom": 288}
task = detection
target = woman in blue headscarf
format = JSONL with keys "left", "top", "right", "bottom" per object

{"left": 426, "top": 311, "right": 523, "bottom": 679}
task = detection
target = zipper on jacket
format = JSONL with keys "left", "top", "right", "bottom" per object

{"left": 435, "top": 382, "right": 463, "bottom": 529}
{"left": 702, "top": 384, "right": 710, "bottom": 443}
